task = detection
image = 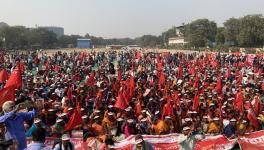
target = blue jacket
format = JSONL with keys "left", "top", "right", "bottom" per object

{"left": 0, "top": 109, "right": 38, "bottom": 150}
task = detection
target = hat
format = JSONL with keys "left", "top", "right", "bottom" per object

{"left": 94, "top": 116, "right": 100, "bottom": 120}
{"left": 68, "top": 107, "right": 74, "bottom": 111}
{"left": 155, "top": 111, "right": 160, "bottom": 115}
{"left": 165, "top": 116, "right": 171, "bottom": 120}
{"left": 230, "top": 118, "right": 237, "bottom": 122}
{"left": 108, "top": 105, "right": 114, "bottom": 108}
{"left": 213, "top": 117, "right": 219, "bottom": 121}
{"left": 141, "top": 118, "right": 147, "bottom": 122}
{"left": 82, "top": 115, "right": 88, "bottom": 119}
{"left": 34, "top": 118, "right": 41, "bottom": 124}
{"left": 56, "top": 119, "right": 63, "bottom": 123}
{"left": 183, "top": 126, "right": 190, "bottom": 131}
{"left": 48, "top": 109, "right": 55, "bottom": 112}
{"left": 108, "top": 112, "right": 115, "bottom": 116}
{"left": 185, "top": 118, "right": 192, "bottom": 122}
{"left": 141, "top": 110, "right": 147, "bottom": 113}
{"left": 94, "top": 110, "right": 100, "bottom": 113}
{"left": 127, "top": 119, "right": 134, "bottom": 123}
{"left": 62, "top": 134, "right": 70, "bottom": 141}
{"left": 117, "top": 118, "right": 124, "bottom": 122}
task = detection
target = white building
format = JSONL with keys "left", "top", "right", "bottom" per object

{"left": 168, "top": 37, "right": 187, "bottom": 45}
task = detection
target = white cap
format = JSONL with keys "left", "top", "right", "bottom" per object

{"left": 34, "top": 118, "right": 41, "bottom": 124}
{"left": 56, "top": 119, "right": 63, "bottom": 123}
{"left": 62, "top": 134, "right": 70, "bottom": 141}
{"left": 165, "top": 116, "right": 171, "bottom": 120}
{"left": 183, "top": 126, "right": 191, "bottom": 131}
{"left": 117, "top": 118, "right": 124, "bottom": 122}
{"left": 108, "top": 112, "right": 115, "bottom": 116}
{"left": 82, "top": 115, "right": 88, "bottom": 119}
{"left": 213, "top": 117, "right": 220, "bottom": 121}
{"left": 141, "top": 118, "right": 147, "bottom": 122}
{"left": 230, "top": 118, "right": 237, "bottom": 122}
{"left": 155, "top": 111, "right": 160, "bottom": 115}
{"left": 185, "top": 118, "right": 192, "bottom": 122}
{"left": 127, "top": 119, "right": 134, "bottom": 123}
{"left": 94, "top": 116, "right": 100, "bottom": 119}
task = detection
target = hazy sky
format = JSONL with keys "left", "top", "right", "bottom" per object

{"left": 0, "top": 0, "right": 264, "bottom": 38}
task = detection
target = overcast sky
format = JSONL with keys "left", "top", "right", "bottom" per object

{"left": 0, "top": 0, "right": 264, "bottom": 38}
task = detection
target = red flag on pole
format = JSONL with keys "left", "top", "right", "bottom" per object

{"left": 67, "top": 86, "right": 73, "bottom": 101}
{"left": 159, "top": 72, "right": 166, "bottom": 88}
{"left": 247, "top": 108, "right": 259, "bottom": 129}
{"left": 129, "top": 75, "right": 135, "bottom": 97}
{"left": 178, "top": 66, "right": 183, "bottom": 79}
{"left": 88, "top": 71, "right": 95, "bottom": 86}
{"left": 64, "top": 104, "right": 82, "bottom": 131}
{"left": 234, "top": 91, "right": 244, "bottom": 113}
{"left": 4, "top": 65, "right": 22, "bottom": 89}
{"left": 192, "top": 92, "right": 200, "bottom": 111}
{"left": 114, "top": 90, "right": 128, "bottom": 110}
{"left": 0, "top": 86, "right": 15, "bottom": 106}
{"left": 0, "top": 69, "right": 9, "bottom": 84}
{"left": 215, "top": 77, "right": 222, "bottom": 94}
{"left": 253, "top": 94, "right": 261, "bottom": 115}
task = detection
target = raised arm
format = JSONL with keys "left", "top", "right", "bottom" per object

{"left": 0, "top": 112, "right": 15, "bottom": 123}
{"left": 20, "top": 108, "right": 38, "bottom": 121}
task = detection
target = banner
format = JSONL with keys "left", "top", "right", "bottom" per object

{"left": 27, "top": 130, "right": 264, "bottom": 150}
{"left": 238, "top": 130, "right": 264, "bottom": 149}
{"left": 195, "top": 135, "right": 236, "bottom": 150}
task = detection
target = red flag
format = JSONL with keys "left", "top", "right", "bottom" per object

{"left": 234, "top": 91, "right": 244, "bottom": 113}
{"left": 0, "top": 86, "right": 15, "bottom": 106}
{"left": 173, "top": 91, "right": 180, "bottom": 107}
{"left": 226, "top": 67, "right": 231, "bottom": 78}
{"left": 162, "top": 98, "right": 175, "bottom": 120}
{"left": 129, "top": 75, "right": 135, "bottom": 97}
{"left": 253, "top": 95, "right": 261, "bottom": 115}
{"left": 157, "top": 63, "right": 162, "bottom": 71}
{"left": 114, "top": 90, "right": 128, "bottom": 110}
{"left": 54, "top": 65, "right": 60, "bottom": 72}
{"left": 215, "top": 77, "right": 222, "bottom": 94}
{"left": 236, "top": 72, "right": 242, "bottom": 86}
{"left": 64, "top": 104, "right": 82, "bottom": 131}
{"left": 88, "top": 71, "right": 95, "bottom": 86}
{"left": 135, "top": 101, "right": 142, "bottom": 117}
{"left": 0, "top": 69, "right": 9, "bottom": 83}
{"left": 44, "top": 61, "right": 49, "bottom": 71}
{"left": 67, "top": 86, "right": 73, "bottom": 101}
{"left": 192, "top": 92, "right": 200, "bottom": 111}
{"left": 247, "top": 108, "right": 259, "bottom": 129}
{"left": 159, "top": 72, "right": 166, "bottom": 88}
{"left": 117, "top": 69, "right": 122, "bottom": 81}
{"left": 193, "top": 73, "right": 199, "bottom": 88}
{"left": 177, "top": 66, "right": 183, "bottom": 79}
{"left": 4, "top": 65, "right": 22, "bottom": 89}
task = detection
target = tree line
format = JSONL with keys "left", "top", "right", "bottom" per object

{"left": 0, "top": 14, "right": 264, "bottom": 50}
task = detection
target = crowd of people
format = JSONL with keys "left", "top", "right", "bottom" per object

{"left": 0, "top": 49, "right": 264, "bottom": 150}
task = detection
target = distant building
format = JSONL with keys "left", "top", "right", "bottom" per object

{"left": 168, "top": 37, "right": 187, "bottom": 45}
{"left": 77, "top": 39, "right": 92, "bottom": 48}
{"left": 41, "top": 26, "right": 64, "bottom": 37}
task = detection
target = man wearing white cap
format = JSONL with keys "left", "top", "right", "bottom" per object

{"left": 223, "top": 118, "right": 236, "bottom": 138}
{"left": 132, "top": 134, "right": 153, "bottom": 150}
{"left": 53, "top": 134, "right": 74, "bottom": 150}
{"left": 26, "top": 118, "right": 45, "bottom": 137}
